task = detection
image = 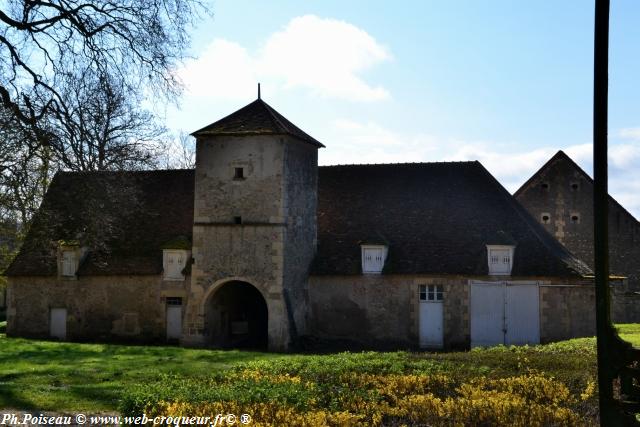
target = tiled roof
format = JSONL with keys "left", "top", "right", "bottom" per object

{"left": 191, "top": 99, "right": 324, "bottom": 148}
{"left": 5, "top": 163, "right": 591, "bottom": 277}
{"left": 5, "top": 170, "right": 194, "bottom": 276}
{"left": 313, "top": 162, "right": 592, "bottom": 277}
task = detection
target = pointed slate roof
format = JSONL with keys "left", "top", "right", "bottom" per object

{"left": 191, "top": 98, "right": 324, "bottom": 148}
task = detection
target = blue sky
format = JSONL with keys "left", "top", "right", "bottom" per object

{"left": 162, "top": 0, "right": 640, "bottom": 216}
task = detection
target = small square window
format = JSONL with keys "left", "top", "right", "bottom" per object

{"left": 234, "top": 216, "right": 242, "bottom": 224}
{"left": 166, "top": 297, "right": 182, "bottom": 306}
{"left": 419, "top": 285, "right": 427, "bottom": 301}
{"left": 234, "top": 167, "right": 244, "bottom": 179}
{"left": 420, "top": 285, "right": 444, "bottom": 301}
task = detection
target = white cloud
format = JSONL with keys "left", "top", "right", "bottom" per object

{"left": 319, "top": 119, "right": 435, "bottom": 165}
{"left": 618, "top": 127, "right": 640, "bottom": 140}
{"left": 178, "top": 15, "right": 391, "bottom": 102}
{"left": 318, "top": 118, "right": 640, "bottom": 217}
{"left": 444, "top": 144, "right": 556, "bottom": 184}
{"left": 260, "top": 15, "right": 391, "bottom": 101}
{"left": 179, "top": 39, "right": 257, "bottom": 100}
{"left": 609, "top": 144, "right": 640, "bottom": 169}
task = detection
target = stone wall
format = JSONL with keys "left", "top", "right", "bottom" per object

{"left": 282, "top": 137, "right": 319, "bottom": 337}
{"left": 310, "top": 275, "right": 471, "bottom": 350}
{"left": 6, "top": 275, "right": 188, "bottom": 342}
{"left": 186, "top": 134, "right": 319, "bottom": 351}
{"left": 539, "top": 283, "right": 596, "bottom": 343}
{"left": 515, "top": 154, "right": 640, "bottom": 310}
{"left": 309, "top": 275, "right": 594, "bottom": 350}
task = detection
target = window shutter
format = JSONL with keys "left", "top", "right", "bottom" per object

{"left": 62, "top": 251, "right": 75, "bottom": 276}
{"left": 362, "top": 246, "right": 386, "bottom": 274}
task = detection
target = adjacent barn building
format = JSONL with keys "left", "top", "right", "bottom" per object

{"left": 515, "top": 150, "right": 640, "bottom": 323}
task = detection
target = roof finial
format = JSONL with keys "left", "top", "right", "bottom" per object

{"left": 258, "top": 82, "right": 261, "bottom": 99}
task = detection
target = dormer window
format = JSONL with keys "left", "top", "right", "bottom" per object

{"left": 163, "top": 249, "right": 189, "bottom": 281}
{"left": 487, "top": 245, "right": 515, "bottom": 276}
{"left": 361, "top": 245, "right": 387, "bottom": 274}
{"left": 61, "top": 250, "right": 77, "bottom": 277}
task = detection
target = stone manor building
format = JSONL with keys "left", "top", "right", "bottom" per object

{"left": 5, "top": 98, "right": 602, "bottom": 351}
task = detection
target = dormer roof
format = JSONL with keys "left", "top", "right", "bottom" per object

{"left": 191, "top": 98, "right": 324, "bottom": 148}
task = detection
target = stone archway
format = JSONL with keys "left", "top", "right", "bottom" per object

{"left": 206, "top": 280, "right": 268, "bottom": 349}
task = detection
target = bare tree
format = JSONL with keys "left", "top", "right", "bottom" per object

{"left": 54, "top": 71, "right": 167, "bottom": 171}
{"left": 0, "top": 109, "right": 54, "bottom": 225}
{"left": 162, "top": 131, "right": 196, "bottom": 169}
{"left": 0, "top": 0, "right": 206, "bottom": 152}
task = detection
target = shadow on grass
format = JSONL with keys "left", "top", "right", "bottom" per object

{"left": 0, "top": 335, "right": 277, "bottom": 412}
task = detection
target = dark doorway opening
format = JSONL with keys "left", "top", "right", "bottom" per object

{"left": 207, "top": 281, "right": 268, "bottom": 350}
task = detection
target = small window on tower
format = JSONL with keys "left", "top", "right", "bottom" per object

{"left": 570, "top": 213, "right": 580, "bottom": 224}
{"left": 234, "top": 167, "right": 244, "bottom": 180}
{"left": 541, "top": 182, "right": 550, "bottom": 190}
{"left": 570, "top": 182, "right": 579, "bottom": 191}
{"left": 541, "top": 213, "right": 551, "bottom": 224}
{"left": 234, "top": 216, "right": 242, "bottom": 224}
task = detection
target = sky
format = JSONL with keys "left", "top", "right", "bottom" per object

{"left": 161, "top": 0, "right": 640, "bottom": 217}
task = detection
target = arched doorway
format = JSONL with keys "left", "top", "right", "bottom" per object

{"left": 206, "top": 281, "right": 268, "bottom": 349}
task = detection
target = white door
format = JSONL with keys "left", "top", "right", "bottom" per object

{"left": 505, "top": 283, "right": 540, "bottom": 345}
{"left": 50, "top": 308, "right": 67, "bottom": 340}
{"left": 470, "top": 282, "right": 504, "bottom": 347}
{"left": 470, "top": 281, "right": 540, "bottom": 347}
{"left": 419, "top": 285, "right": 444, "bottom": 348}
{"left": 166, "top": 304, "right": 182, "bottom": 340}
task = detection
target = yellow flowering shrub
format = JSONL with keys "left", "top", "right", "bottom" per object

{"left": 143, "top": 370, "right": 592, "bottom": 426}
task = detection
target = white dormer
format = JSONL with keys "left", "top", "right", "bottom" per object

{"left": 61, "top": 250, "right": 77, "bottom": 277}
{"left": 163, "top": 249, "right": 190, "bottom": 281}
{"left": 487, "top": 245, "right": 515, "bottom": 276}
{"left": 361, "top": 245, "right": 388, "bottom": 274}
{"left": 58, "top": 241, "right": 86, "bottom": 278}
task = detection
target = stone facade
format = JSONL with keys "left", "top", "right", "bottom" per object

{"left": 309, "top": 275, "right": 594, "bottom": 350}
{"left": 6, "top": 275, "right": 188, "bottom": 341}
{"left": 515, "top": 151, "right": 640, "bottom": 322}
{"left": 183, "top": 135, "right": 318, "bottom": 351}
{"left": 4, "top": 103, "right": 603, "bottom": 351}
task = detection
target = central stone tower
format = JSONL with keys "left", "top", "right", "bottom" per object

{"left": 183, "top": 97, "right": 323, "bottom": 350}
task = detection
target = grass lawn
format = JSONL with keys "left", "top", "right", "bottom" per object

{"left": 0, "top": 325, "right": 637, "bottom": 425}
{"left": 617, "top": 323, "right": 640, "bottom": 346}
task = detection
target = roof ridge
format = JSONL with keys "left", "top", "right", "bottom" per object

{"left": 513, "top": 150, "right": 640, "bottom": 224}
{"left": 260, "top": 99, "right": 289, "bottom": 134}
{"left": 476, "top": 162, "right": 591, "bottom": 276}
{"left": 58, "top": 168, "right": 194, "bottom": 174}
{"left": 319, "top": 160, "right": 478, "bottom": 167}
